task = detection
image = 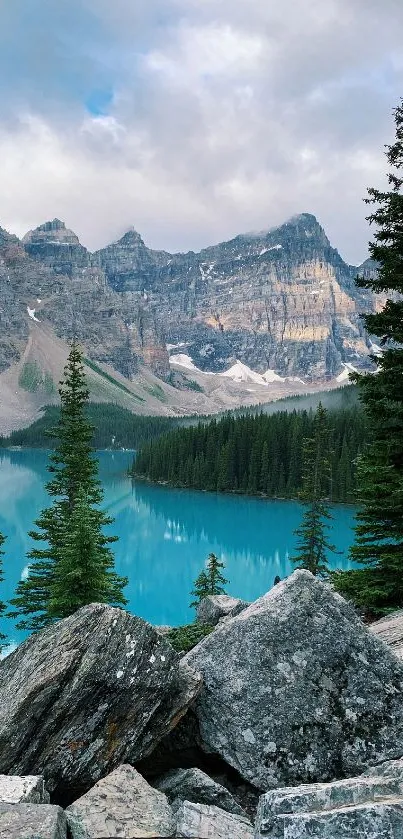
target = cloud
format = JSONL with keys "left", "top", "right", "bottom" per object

{"left": 0, "top": 0, "right": 402, "bottom": 262}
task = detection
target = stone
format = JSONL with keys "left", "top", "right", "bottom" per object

{"left": 0, "top": 773, "right": 49, "bottom": 803}
{"left": 0, "top": 803, "right": 67, "bottom": 839}
{"left": 196, "top": 595, "right": 249, "bottom": 627}
{"left": 155, "top": 626, "right": 173, "bottom": 636}
{"left": 0, "top": 603, "right": 201, "bottom": 800}
{"left": 175, "top": 801, "right": 253, "bottom": 838}
{"left": 184, "top": 570, "right": 403, "bottom": 790}
{"left": 67, "top": 764, "right": 176, "bottom": 838}
{"left": 370, "top": 610, "right": 403, "bottom": 660}
{"left": 255, "top": 775, "right": 403, "bottom": 837}
{"left": 258, "top": 801, "right": 403, "bottom": 839}
{"left": 154, "top": 767, "right": 247, "bottom": 817}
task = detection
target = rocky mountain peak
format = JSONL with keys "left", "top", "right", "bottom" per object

{"left": 37, "top": 218, "right": 66, "bottom": 233}
{"left": 22, "top": 219, "right": 90, "bottom": 275}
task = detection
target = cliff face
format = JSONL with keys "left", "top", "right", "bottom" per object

{"left": 0, "top": 213, "right": 377, "bottom": 387}
{"left": 0, "top": 226, "right": 169, "bottom": 379}
{"left": 96, "top": 213, "right": 376, "bottom": 380}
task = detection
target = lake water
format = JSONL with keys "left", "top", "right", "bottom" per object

{"left": 0, "top": 449, "right": 357, "bottom": 651}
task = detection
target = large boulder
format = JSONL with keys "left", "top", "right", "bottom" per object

{"left": 255, "top": 771, "right": 403, "bottom": 838}
{"left": 67, "top": 764, "right": 176, "bottom": 838}
{"left": 196, "top": 595, "right": 249, "bottom": 626}
{"left": 0, "top": 803, "right": 67, "bottom": 839}
{"left": 0, "top": 604, "right": 201, "bottom": 800}
{"left": 370, "top": 610, "right": 403, "bottom": 660}
{"left": 0, "top": 774, "right": 49, "bottom": 803}
{"left": 175, "top": 801, "right": 253, "bottom": 838}
{"left": 184, "top": 570, "right": 403, "bottom": 790}
{"left": 154, "top": 767, "right": 247, "bottom": 817}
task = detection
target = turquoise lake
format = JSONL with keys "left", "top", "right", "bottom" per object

{"left": 0, "top": 449, "right": 357, "bottom": 652}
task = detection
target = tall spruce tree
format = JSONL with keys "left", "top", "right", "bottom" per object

{"left": 291, "top": 403, "right": 335, "bottom": 576}
{"left": 190, "top": 553, "right": 228, "bottom": 608}
{"left": 333, "top": 103, "right": 403, "bottom": 614}
{"left": 0, "top": 532, "right": 7, "bottom": 652}
{"left": 10, "top": 343, "right": 127, "bottom": 630}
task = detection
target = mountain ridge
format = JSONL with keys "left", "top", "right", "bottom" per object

{"left": 0, "top": 211, "right": 381, "bottom": 432}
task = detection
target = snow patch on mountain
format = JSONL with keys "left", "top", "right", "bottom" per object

{"left": 262, "top": 369, "right": 286, "bottom": 383}
{"left": 220, "top": 361, "right": 267, "bottom": 386}
{"left": 169, "top": 353, "right": 200, "bottom": 372}
{"left": 27, "top": 307, "right": 40, "bottom": 322}
{"left": 336, "top": 362, "right": 358, "bottom": 383}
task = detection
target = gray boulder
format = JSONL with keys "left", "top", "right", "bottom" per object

{"left": 0, "top": 774, "right": 49, "bottom": 803}
{"left": 184, "top": 570, "right": 403, "bottom": 790}
{"left": 0, "top": 803, "right": 67, "bottom": 839}
{"left": 370, "top": 610, "right": 403, "bottom": 660}
{"left": 154, "top": 767, "right": 247, "bottom": 817}
{"left": 196, "top": 595, "right": 249, "bottom": 626}
{"left": 67, "top": 764, "right": 176, "bottom": 838}
{"left": 0, "top": 603, "right": 201, "bottom": 799}
{"left": 255, "top": 769, "right": 403, "bottom": 838}
{"left": 175, "top": 801, "right": 253, "bottom": 838}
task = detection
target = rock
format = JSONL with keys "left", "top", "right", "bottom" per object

{"left": 255, "top": 774, "right": 403, "bottom": 837}
{"left": 175, "top": 801, "right": 253, "bottom": 838}
{"left": 196, "top": 595, "right": 249, "bottom": 627}
{"left": 0, "top": 603, "right": 201, "bottom": 801}
{"left": 156, "top": 625, "right": 173, "bottom": 636}
{"left": 0, "top": 803, "right": 67, "bottom": 839}
{"left": 255, "top": 770, "right": 403, "bottom": 838}
{"left": 370, "top": 610, "right": 403, "bottom": 660}
{"left": 184, "top": 570, "right": 403, "bottom": 790}
{"left": 67, "top": 764, "right": 176, "bottom": 838}
{"left": 154, "top": 767, "right": 247, "bottom": 817}
{"left": 0, "top": 774, "right": 49, "bottom": 803}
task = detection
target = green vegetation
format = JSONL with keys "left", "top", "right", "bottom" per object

{"left": 10, "top": 343, "right": 127, "bottom": 631}
{"left": 333, "top": 103, "right": 403, "bottom": 615}
{"left": 1, "top": 404, "right": 178, "bottom": 449}
{"left": 190, "top": 553, "right": 228, "bottom": 608}
{"left": 84, "top": 357, "right": 145, "bottom": 401}
{"left": 0, "top": 533, "right": 7, "bottom": 653}
{"left": 43, "top": 371, "right": 56, "bottom": 396}
{"left": 167, "top": 553, "right": 229, "bottom": 652}
{"left": 292, "top": 404, "right": 336, "bottom": 576}
{"left": 142, "top": 383, "right": 167, "bottom": 403}
{"left": 134, "top": 405, "right": 367, "bottom": 503}
{"left": 167, "top": 622, "right": 214, "bottom": 653}
{"left": 18, "top": 361, "right": 44, "bottom": 392}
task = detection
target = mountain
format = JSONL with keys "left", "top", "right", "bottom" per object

{"left": 0, "top": 212, "right": 379, "bottom": 432}
{"left": 95, "top": 213, "right": 377, "bottom": 381}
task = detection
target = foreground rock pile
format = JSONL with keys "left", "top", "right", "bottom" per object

{"left": 1, "top": 571, "right": 403, "bottom": 837}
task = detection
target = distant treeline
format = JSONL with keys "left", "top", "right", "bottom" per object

{"left": 134, "top": 406, "right": 368, "bottom": 503}
{"left": 0, "top": 404, "right": 178, "bottom": 450}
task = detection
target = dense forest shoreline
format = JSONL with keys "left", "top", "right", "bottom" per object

{"left": 131, "top": 470, "right": 358, "bottom": 507}
{"left": 133, "top": 406, "right": 367, "bottom": 504}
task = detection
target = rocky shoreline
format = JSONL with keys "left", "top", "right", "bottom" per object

{"left": 0, "top": 570, "right": 403, "bottom": 837}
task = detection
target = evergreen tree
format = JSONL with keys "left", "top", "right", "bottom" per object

{"left": 0, "top": 532, "right": 7, "bottom": 653}
{"left": 333, "top": 103, "right": 403, "bottom": 614}
{"left": 291, "top": 403, "right": 335, "bottom": 576}
{"left": 190, "top": 553, "right": 228, "bottom": 608}
{"left": 10, "top": 343, "right": 127, "bottom": 631}
{"left": 48, "top": 487, "right": 127, "bottom": 619}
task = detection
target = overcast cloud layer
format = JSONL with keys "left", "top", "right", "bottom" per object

{"left": 0, "top": 0, "right": 402, "bottom": 263}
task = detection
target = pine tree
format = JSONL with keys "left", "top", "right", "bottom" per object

{"left": 48, "top": 487, "right": 127, "bottom": 619}
{"left": 190, "top": 553, "right": 228, "bottom": 609}
{"left": 333, "top": 103, "right": 403, "bottom": 614}
{"left": 0, "top": 532, "right": 7, "bottom": 653}
{"left": 291, "top": 403, "right": 335, "bottom": 576}
{"left": 10, "top": 343, "right": 127, "bottom": 630}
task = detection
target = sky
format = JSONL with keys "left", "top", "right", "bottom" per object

{"left": 0, "top": 0, "right": 402, "bottom": 263}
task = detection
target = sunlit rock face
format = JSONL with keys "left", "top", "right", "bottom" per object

{"left": 96, "top": 213, "right": 378, "bottom": 381}
{"left": 0, "top": 212, "right": 379, "bottom": 384}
